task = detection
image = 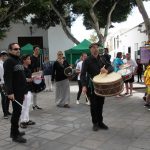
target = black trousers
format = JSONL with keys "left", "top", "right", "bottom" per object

{"left": 10, "top": 93, "right": 24, "bottom": 138}
{"left": 90, "top": 92, "right": 105, "bottom": 125}
{"left": 77, "top": 80, "right": 82, "bottom": 100}
{"left": 1, "top": 91, "right": 10, "bottom": 116}
{"left": 137, "top": 73, "right": 142, "bottom": 82}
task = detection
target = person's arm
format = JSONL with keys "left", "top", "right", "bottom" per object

{"left": 0, "top": 64, "right": 3, "bottom": 84}
{"left": 81, "top": 60, "right": 88, "bottom": 94}
{"left": 3, "top": 59, "right": 15, "bottom": 101}
{"left": 143, "top": 70, "right": 147, "bottom": 85}
{"left": 76, "top": 62, "right": 81, "bottom": 74}
{"left": 51, "top": 61, "right": 56, "bottom": 81}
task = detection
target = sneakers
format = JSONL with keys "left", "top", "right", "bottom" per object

{"left": 33, "top": 105, "right": 42, "bottom": 110}
{"left": 76, "top": 100, "right": 79, "bottom": 104}
{"left": 12, "top": 135, "right": 27, "bottom": 143}
{"left": 144, "top": 103, "right": 150, "bottom": 108}
{"left": 86, "top": 101, "right": 90, "bottom": 106}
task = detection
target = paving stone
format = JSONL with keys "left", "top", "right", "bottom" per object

{"left": 57, "top": 134, "right": 84, "bottom": 145}
{"left": 77, "top": 139, "right": 104, "bottom": 149}
{"left": 38, "top": 124, "right": 59, "bottom": 131}
{"left": 0, "top": 82, "right": 149, "bottom": 150}
{"left": 38, "top": 131, "right": 64, "bottom": 140}
{"left": 38, "top": 141, "right": 71, "bottom": 150}
{"left": 69, "top": 146, "right": 89, "bottom": 150}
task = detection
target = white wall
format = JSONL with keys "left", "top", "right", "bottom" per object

{"left": 107, "top": 23, "right": 148, "bottom": 61}
{"left": 0, "top": 22, "right": 48, "bottom": 50}
{"left": 48, "top": 25, "right": 74, "bottom": 61}
{"left": 0, "top": 23, "right": 74, "bottom": 61}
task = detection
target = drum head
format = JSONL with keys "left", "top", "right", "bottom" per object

{"left": 33, "top": 79, "right": 42, "bottom": 84}
{"left": 93, "top": 72, "right": 122, "bottom": 83}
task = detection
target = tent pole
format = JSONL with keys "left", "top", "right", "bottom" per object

{"left": 71, "top": 54, "right": 72, "bottom": 65}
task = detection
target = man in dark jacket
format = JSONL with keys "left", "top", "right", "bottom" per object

{"left": 3, "top": 43, "right": 27, "bottom": 143}
{"left": 81, "top": 43, "right": 114, "bottom": 131}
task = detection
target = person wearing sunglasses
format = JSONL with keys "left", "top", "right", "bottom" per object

{"left": 51, "top": 51, "right": 70, "bottom": 108}
{"left": 3, "top": 43, "right": 27, "bottom": 143}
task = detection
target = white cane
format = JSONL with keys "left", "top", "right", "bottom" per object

{"left": 14, "top": 100, "right": 25, "bottom": 109}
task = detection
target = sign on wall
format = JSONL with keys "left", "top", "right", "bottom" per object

{"left": 140, "top": 47, "right": 150, "bottom": 64}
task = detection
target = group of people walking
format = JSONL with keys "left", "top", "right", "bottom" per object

{"left": 0, "top": 41, "right": 149, "bottom": 144}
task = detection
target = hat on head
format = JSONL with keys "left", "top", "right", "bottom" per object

{"left": 0, "top": 50, "right": 8, "bottom": 55}
{"left": 89, "top": 43, "right": 99, "bottom": 49}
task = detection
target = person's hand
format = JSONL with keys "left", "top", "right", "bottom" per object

{"left": 82, "top": 86, "right": 87, "bottom": 95}
{"left": 100, "top": 68, "right": 108, "bottom": 74}
{"left": 8, "top": 94, "right": 15, "bottom": 101}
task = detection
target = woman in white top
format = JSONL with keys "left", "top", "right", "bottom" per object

{"left": 123, "top": 53, "right": 137, "bottom": 96}
{"left": 76, "top": 53, "right": 89, "bottom": 105}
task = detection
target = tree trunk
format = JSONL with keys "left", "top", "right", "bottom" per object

{"left": 103, "top": 0, "right": 119, "bottom": 44}
{"left": 89, "top": 0, "right": 104, "bottom": 46}
{"left": 135, "top": 0, "right": 150, "bottom": 41}
{"left": 49, "top": 1, "right": 80, "bottom": 45}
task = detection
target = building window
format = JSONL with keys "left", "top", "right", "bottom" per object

{"left": 114, "top": 38, "right": 116, "bottom": 50}
{"left": 128, "top": 47, "right": 131, "bottom": 54}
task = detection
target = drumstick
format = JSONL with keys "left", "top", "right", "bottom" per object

{"left": 100, "top": 65, "right": 106, "bottom": 74}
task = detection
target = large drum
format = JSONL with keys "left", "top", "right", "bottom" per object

{"left": 118, "top": 64, "right": 132, "bottom": 81}
{"left": 92, "top": 72, "right": 124, "bottom": 97}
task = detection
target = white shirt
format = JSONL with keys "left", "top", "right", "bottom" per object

{"left": 123, "top": 59, "right": 137, "bottom": 73}
{"left": 0, "top": 60, "right": 4, "bottom": 84}
{"left": 76, "top": 60, "right": 83, "bottom": 80}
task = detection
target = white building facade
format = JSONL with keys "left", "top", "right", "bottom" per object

{"left": 0, "top": 22, "right": 74, "bottom": 61}
{"left": 106, "top": 22, "right": 148, "bottom": 62}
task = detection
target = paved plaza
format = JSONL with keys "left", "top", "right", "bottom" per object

{"left": 0, "top": 81, "right": 150, "bottom": 150}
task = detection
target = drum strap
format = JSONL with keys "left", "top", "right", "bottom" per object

{"left": 87, "top": 74, "right": 94, "bottom": 94}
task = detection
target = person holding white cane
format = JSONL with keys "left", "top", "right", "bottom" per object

{"left": 3, "top": 43, "right": 27, "bottom": 143}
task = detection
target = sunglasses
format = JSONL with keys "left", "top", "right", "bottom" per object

{"left": 58, "top": 53, "right": 63, "bottom": 55}
{"left": 12, "top": 48, "right": 21, "bottom": 51}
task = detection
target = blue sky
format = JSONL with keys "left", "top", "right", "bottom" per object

{"left": 71, "top": 1, "right": 150, "bottom": 42}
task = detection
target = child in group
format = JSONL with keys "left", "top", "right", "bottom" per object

{"left": 20, "top": 55, "right": 35, "bottom": 128}
{"left": 143, "top": 60, "right": 150, "bottom": 109}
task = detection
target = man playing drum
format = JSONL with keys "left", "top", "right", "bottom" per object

{"left": 81, "top": 43, "right": 114, "bottom": 131}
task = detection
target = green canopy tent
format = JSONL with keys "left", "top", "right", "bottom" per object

{"left": 21, "top": 43, "right": 42, "bottom": 55}
{"left": 65, "top": 39, "right": 91, "bottom": 65}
